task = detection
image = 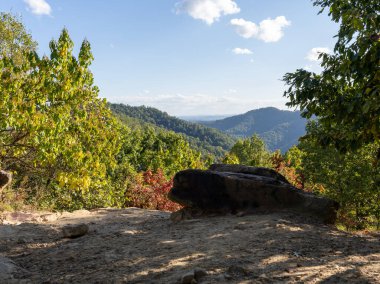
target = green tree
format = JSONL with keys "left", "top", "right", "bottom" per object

{"left": 0, "top": 14, "right": 121, "bottom": 209}
{"left": 225, "top": 134, "right": 272, "bottom": 167}
{"left": 297, "top": 123, "right": 380, "bottom": 230}
{"left": 0, "top": 13, "right": 37, "bottom": 65}
{"left": 222, "top": 153, "right": 239, "bottom": 165}
{"left": 116, "top": 126, "right": 203, "bottom": 178}
{"left": 283, "top": 0, "right": 380, "bottom": 152}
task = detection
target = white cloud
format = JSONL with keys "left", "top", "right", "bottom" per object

{"left": 24, "top": 0, "right": 51, "bottom": 16}
{"left": 303, "top": 48, "right": 332, "bottom": 73}
{"left": 306, "top": 47, "right": 331, "bottom": 62}
{"left": 231, "top": 16, "right": 291, "bottom": 42}
{"left": 232, "top": 48, "right": 253, "bottom": 55}
{"left": 230, "top": 18, "right": 259, "bottom": 38}
{"left": 258, "top": 16, "right": 291, "bottom": 42}
{"left": 175, "top": 0, "right": 240, "bottom": 25}
{"left": 110, "top": 93, "right": 288, "bottom": 116}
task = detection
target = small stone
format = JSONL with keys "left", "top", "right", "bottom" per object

{"left": 62, "top": 224, "right": 89, "bottom": 238}
{"left": 181, "top": 271, "right": 195, "bottom": 284}
{"left": 228, "top": 265, "right": 248, "bottom": 276}
{"left": 194, "top": 268, "right": 207, "bottom": 280}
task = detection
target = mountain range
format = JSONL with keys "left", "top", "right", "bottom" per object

{"left": 109, "top": 103, "right": 236, "bottom": 159}
{"left": 109, "top": 104, "right": 307, "bottom": 157}
{"left": 200, "top": 107, "right": 307, "bottom": 153}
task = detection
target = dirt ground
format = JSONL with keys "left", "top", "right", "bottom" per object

{"left": 0, "top": 208, "right": 379, "bottom": 283}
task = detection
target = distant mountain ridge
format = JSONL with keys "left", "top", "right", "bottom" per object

{"left": 109, "top": 103, "right": 236, "bottom": 159}
{"left": 110, "top": 104, "right": 307, "bottom": 155}
{"left": 178, "top": 115, "right": 233, "bottom": 122}
{"left": 201, "top": 107, "right": 307, "bottom": 152}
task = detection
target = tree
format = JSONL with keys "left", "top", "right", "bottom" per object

{"left": 271, "top": 149, "right": 305, "bottom": 189}
{"left": 225, "top": 134, "right": 272, "bottom": 167}
{"left": 283, "top": 0, "right": 380, "bottom": 152}
{"left": 0, "top": 13, "right": 37, "bottom": 65}
{"left": 116, "top": 126, "right": 204, "bottom": 178}
{"left": 0, "top": 14, "right": 121, "bottom": 209}
{"left": 298, "top": 132, "right": 380, "bottom": 230}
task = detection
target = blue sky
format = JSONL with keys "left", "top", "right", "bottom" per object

{"left": 0, "top": 0, "right": 338, "bottom": 116}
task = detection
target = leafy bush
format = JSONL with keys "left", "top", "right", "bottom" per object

{"left": 126, "top": 170, "right": 182, "bottom": 212}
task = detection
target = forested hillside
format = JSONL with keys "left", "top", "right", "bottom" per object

{"left": 109, "top": 103, "right": 236, "bottom": 159}
{"left": 202, "top": 107, "right": 307, "bottom": 152}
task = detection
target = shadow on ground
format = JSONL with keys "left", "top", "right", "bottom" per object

{"left": 1, "top": 208, "right": 379, "bottom": 283}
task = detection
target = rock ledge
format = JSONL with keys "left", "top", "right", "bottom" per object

{"left": 168, "top": 164, "right": 338, "bottom": 223}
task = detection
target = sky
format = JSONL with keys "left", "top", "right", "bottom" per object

{"left": 0, "top": 0, "right": 338, "bottom": 116}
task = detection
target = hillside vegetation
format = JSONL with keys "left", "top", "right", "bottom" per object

{"left": 109, "top": 103, "right": 236, "bottom": 159}
{"left": 202, "top": 107, "right": 307, "bottom": 152}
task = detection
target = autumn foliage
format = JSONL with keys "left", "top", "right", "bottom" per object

{"left": 126, "top": 170, "right": 182, "bottom": 212}
{"left": 270, "top": 151, "right": 305, "bottom": 190}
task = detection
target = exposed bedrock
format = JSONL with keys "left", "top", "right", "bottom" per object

{"left": 168, "top": 164, "right": 338, "bottom": 223}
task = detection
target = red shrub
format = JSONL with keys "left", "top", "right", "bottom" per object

{"left": 271, "top": 153, "right": 305, "bottom": 189}
{"left": 127, "top": 170, "right": 182, "bottom": 212}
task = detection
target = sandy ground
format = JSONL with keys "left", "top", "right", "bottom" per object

{"left": 0, "top": 208, "right": 379, "bottom": 283}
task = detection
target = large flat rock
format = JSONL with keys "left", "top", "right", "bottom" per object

{"left": 169, "top": 164, "right": 338, "bottom": 223}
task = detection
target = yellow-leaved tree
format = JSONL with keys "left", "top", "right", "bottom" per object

{"left": 0, "top": 13, "right": 121, "bottom": 209}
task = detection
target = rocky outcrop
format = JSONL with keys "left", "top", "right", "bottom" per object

{"left": 168, "top": 164, "right": 338, "bottom": 223}
{"left": 209, "top": 164, "right": 290, "bottom": 184}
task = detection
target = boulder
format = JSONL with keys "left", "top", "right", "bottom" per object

{"left": 168, "top": 164, "right": 338, "bottom": 223}
{"left": 209, "top": 164, "right": 290, "bottom": 184}
{"left": 62, "top": 224, "right": 89, "bottom": 238}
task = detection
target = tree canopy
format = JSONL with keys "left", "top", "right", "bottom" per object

{"left": 0, "top": 13, "right": 37, "bottom": 65}
{"left": 223, "top": 134, "right": 272, "bottom": 168}
{"left": 283, "top": 0, "right": 380, "bottom": 152}
{"left": 0, "top": 14, "right": 203, "bottom": 210}
{"left": 0, "top": 23, "right": 121, "bottom": 206}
